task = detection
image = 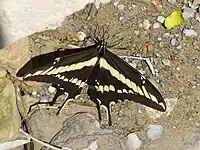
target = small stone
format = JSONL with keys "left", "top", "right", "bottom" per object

{"left": 0, "top": 69, "right": 7, "bottom": 78}
{"left": 176, "top": 44, "right": 182, "bottom": 50}
{"left": 119, "top": 16, "right": 124, "bottom": 21}
{"left": 117, "top": 4, "right": 125, "bottom": 11}
{"left": 32, "top": 91, "right": 37, "bottom": 96}
{"left": 162, "top": 32, "right": 171, "bottom": 38}
{"left": 195, "top": 15, "right": 200, "bottom": 22}
{"left": 147, "top": 125, "right": 164, "bottom": 141}
{"left": 152, "top": 22, "right": 160, "bottom": 29}
{"left": 143, "top": 19, "right": 151, "bottom": 30}
{"left": 77, "top": 31, "right": 86, "bottom": 41}
{"left": 113, "top": 1, "right": 119, "bottom": 7}
{"left": 182, "top": 29, "right": 198, "bottom": 37}
{"left": 157, "top": 16, "right": 165, "bottom": 23}
{"left": 171, "top": 38, "right": 179, "bottom": 47}
{"left": 167, "top": 0, "right": 177, "bottom": 4}
{"left": 162, "top": 59, "right": 170, "bottom": 66}
{"left": 126, "top": 133, "right": 142, "bottom": 150}
{"left": 48, "top": 86, "right": 56, "bottom": 93}
{"left": 157, "top": 37, "right": 162, "bottom": 41}
{"left": 182, "top": 6, "right": 196, "bottom": 20}
{"left": 134, "top": 30, "right": 139, "bottom": 35}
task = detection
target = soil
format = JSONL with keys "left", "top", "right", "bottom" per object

{"left": 22, "top": 0, "right": 200, "bottom": 149}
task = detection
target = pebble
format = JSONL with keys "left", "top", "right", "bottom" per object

{"left": 119, "top": 16, "right": 124, "bottom": 21}
{"left": 147, "top": 125, "right": 164, "bottom": 141}
{"left": 113, "top": 1, "right": 119, "bottom": 7}
{"left": 170, "top": 38, "right": 179, "bottom": 47}
{"left": 48, "top": 86, "right": 56, "bottom": 93}
{"left": 143, "top": 19, "right": 151, "bottom": 30}
{"left": 77, "top": 31, "right": 86, "bottom": 41}
{"left": 195, "top": 15, "right": 200, "bottom": 22}
{"left": 134, "top": 30, "right": 140, "bottom": 35}
{"left": 32, "top": 91, "right": 37, "bottom": 96}
{"left": 162, "top": 59, "right": 170, "bottom": 66}
{"left": 152, "top": 22, "right": 160, "bottom": 29}
{"left": 117, "top": 4, "right": 125, "bottom": 11}
{"left": 182, "top": 6, "right": 196, "bottom": 20}
{"left": 157, "top": 16, "right": 165, "bottom": 23}
{"left": 167, "top": 0, "right": 177, "bottom": 4}
{"left": 182, "top": 29, "right": 198, "bottom": 37}
{"left": 0, "top": 69, "right": 7, "bottom": 78}
{"left": 162, "top": 32, "right": 171, "bottom": 38}
{"left": 126, "top": 133, "right": 142, "bottom": 150}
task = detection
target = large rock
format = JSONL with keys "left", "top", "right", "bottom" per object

{"left": 0, "top": 74, "right": 21, "bottom": 142}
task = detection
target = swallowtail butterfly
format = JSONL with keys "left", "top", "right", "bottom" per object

{"left": 17, "top": 39, "right": 166, "bottom": 125}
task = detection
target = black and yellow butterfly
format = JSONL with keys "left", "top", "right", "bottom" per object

{"left": 17, "top": 39, "right": 166, "bottom": 125}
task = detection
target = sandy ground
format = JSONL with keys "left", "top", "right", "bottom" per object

{"left": 19, "top": 0, "right": 200, "bottom": 149}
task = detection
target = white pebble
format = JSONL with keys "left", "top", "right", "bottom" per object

{"left": 176, "top": 44, "right": 182, "bottom": 50}
{"left": 117, "top": 4, "right": 125, "bottom": 11}
{"left": 119, "top": 16, "right": 124, "bottom": 21}
{"left": 48, "top": 86, "right": 56, "bottom": 93}
{"left": 143, "top": 19, "right": 151, "bottom": 30}
{"left": 167, "top": 0, "right": 177, "bottom": 4}
{"left": 162, "top": 59, "right": 170, "bottom": 66}
{"left": 134, "top": 30, "right": 140, "bottom": 35}
{"left": 157, "top": 16, "right": 165, "bottom": 23}
{"left": 162, "top": 32, "right": 171, "bottom": 38}
{"left": 113, "top": 1, "right": 119, "bottom": 7}
{"left": 147, "top": 125, "right": 164, "bottom": 141}
{"left": 182, "top": 29, "right": 198, "bottom": 37}
{"left": 127, "top": 133, "right": 142, "bottom": 150}
{"left": 152, "top": 22, "right": 160, "bottom": 29}
{"left": 171, "top": 38, "right": 179, "bottom": 46}
{"left": 196, "top": 16, "right": 200, "bottom": 22}
{"left": 32, "top": 91, "right": 37, "bottom": 96}
{"left": 77, "top": 31, "right": 86, "bottom": 41}
{"left": 182, "top": 6, "right": 196, "bottom": 20}
{"left": 157, "top": 37, "right": 162, "bottom": 41}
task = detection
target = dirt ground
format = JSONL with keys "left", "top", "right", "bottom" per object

{"left": 22, "top": 0, "right": 200, "bottom": 149}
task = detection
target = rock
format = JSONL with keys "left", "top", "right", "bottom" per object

{"left": 152, "top": 22, "right": 160, "bottom": 29}
{"left": 48, "top": 85, "right": 56, "bottom": 94}
{"left": 147, "top": 125, "right": 164, "bottom": 141}
{"left": 0, "top": 37, "right": 30, "bottom": 76}
{"left": 117, "top": 4, "right": 125, "bottom": 11}
{"left": 0, "top": 78, "right": 21, "bottom": 142}
{"left": 0, "top": 68, "right": 7, "bottom": 78}
{"left": 42, "top": 113, "right": 126, "bottom": 150}
{"left": 162, "top": 32, "right": 171, "bottom": 38}
{"left": 143, "top": 19, "right": 151, "bottom": 30}
{"left": 143, "top": 127, "right": 200, "bottom": 150}
{"left": 167, "top": 0, "right": 177, "bottom": 4}
{"left": 182, "top": 6, "right": 196, "bottom": 20}
{"left": 162, "top": 59, "right": 170, "bottom": 66}
{"left": 126, "top": 133, "right": 142, "bottom": 150}
{"left": 77, "top": 31, "right": 87, "bottom": 42}
{"left": 146, "top": 98, "right": 178, "bottom": 119}
{"left": 157, "top": 16, "right": 165, "bottom": 23}
{"left": 182, "top": 29, "right": 198, "bottom": 37}
{"left": 119, "top": 16, "right": 124, "bottom": 22}
{"left": 0, "top": 0, "right": 111, "bottom": 47}
{"left": 170, "top": 38, "right": 179, "bottom": 47}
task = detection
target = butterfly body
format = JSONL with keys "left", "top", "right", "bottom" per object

{"left": 17, "top": 40, "right": 166, "bottom": 125}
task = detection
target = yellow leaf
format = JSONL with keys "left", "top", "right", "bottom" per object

{"left": 164, "top": 10, "right": 184, "bottom": 30}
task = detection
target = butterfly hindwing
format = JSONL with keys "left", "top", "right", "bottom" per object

{"left": 98, "top": 50, "right": 166, "bottom": 112}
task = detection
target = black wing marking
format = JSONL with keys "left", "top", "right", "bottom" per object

{"left": 90, "top": 50, "right": 166, "bottom": 125}
{"left": 17, "top": 43, "right": 99, "bottom": 77}
{"left": 18, "top": 48, "right": 99, "bottom": 113}
{"left": 103, "top": 50, "right": 166, "bottom": 111}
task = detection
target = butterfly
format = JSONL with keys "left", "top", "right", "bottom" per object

{"left": 17, "top": 39, "right": 166, "bottom": 125}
